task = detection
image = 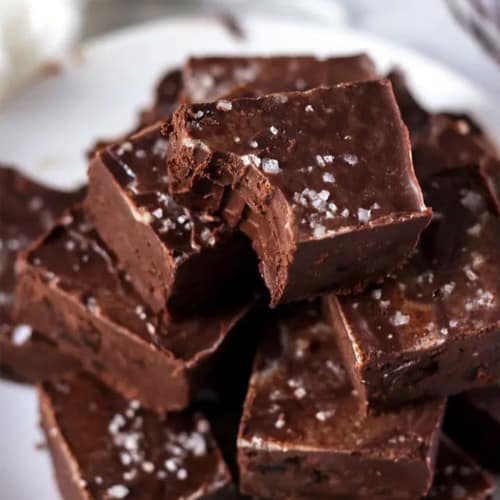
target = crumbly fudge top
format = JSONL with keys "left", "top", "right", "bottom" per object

{"left": 174, "top": 80, "right": 428, "bottom": 242}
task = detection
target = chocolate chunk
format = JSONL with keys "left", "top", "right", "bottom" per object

{"left": 388, "top": 70, "right": 496, "bottom": 183}
{"left": 138, "top": 69, "right": 183, "bottom": 128}
{"left": 445, "top": 385, "right": 500, "bottom": 472}
{"left": 168, "top": 80, "right": 432, "bottom": 306}
{"left": 325, "top": 168, "right": 500, "bottom": 409}
{"left": 40, "top": 372, "right": 234, "bottom": 500}
{"left": 237, "top": 301, "right": 445, "bottom": 499}
{"left": 14, "top": 207, "right": 253, "bottom": 412}
{"left": 181, "top": 54, "right": 377, "bottom": 103}
{"left": 0, "top": 166, "right": 82, "bottom": 382}
{"left": 428, "top": 437, "right": 496, "bottom": 499}
{"left": 87, "top": 124, "right": 257, "bottom": 316}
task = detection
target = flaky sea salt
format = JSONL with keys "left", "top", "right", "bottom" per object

{"left": 216, "top": 100, "right": 232, "bottom": 111}
{"left": 107, "top": 484, "right": 129, "bottom": 498}
{"left": 11, "top": 324, "right": 32, "bottom": 345}
{"left": 261, "top": 158, "right": 281, "bottom": 174}
{"left": 391, "top": 311, "right": 410, "bottom": 326}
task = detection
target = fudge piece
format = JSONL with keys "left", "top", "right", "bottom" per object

{"left": 388, "top": 70, "right": 496, "bottom": 182}
{"left": 237, "top": 301, "right": 445, "bottom": 499}
{"left": 0, "top": 166, "right": 82, "bottom": 382}
{"left": 445, "top": 386, "right": 500, "bottom": 472}
{"left": 1, "top": 328, "right": 77, "bottom": 383}
{"left": 428, "top": 437, "right": 495, "bottom": 500}
{"left": 15, "top": 208, "right": 253, "bottom": 413}
{"left": 326, "top": 168, "right": 500, "bottom": 409}
{"left": 40, "top": 372, "right": 235, "bottom": 500}
{"left": 181, "top": 54, "right": 377, "bottom": 103}
{"left": 168, "top": 80, "right": 432, "bottom": 306}
{"left": 87, "top": 124, "right": 256, "bottom": 315}
{"left": 138, "top": 69, "right": 183, "bottom": 128}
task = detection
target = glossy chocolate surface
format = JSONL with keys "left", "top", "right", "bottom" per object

{"left": 428, "top": 437, "right": 495, "bottom": 500}
{"left": 237, "top": 301, "right": 444, "bottom": 499}
{"left": 327, "top": 169, "right": 500, "bottom": 408}
{"left": 40, "top": 372, "right": 233, "bottom": 499}
{"left": 0, "top": 166, "right": 82, "bottom": 381}
{"left": 15, "top": 208, "right": 252, "bottom": 411}
{"left": 88, "top": 124, "right": 256, "bottom": 315}
{"left": 446, "top": 385, "right": 500, "bottom": 472}
{"left": 182, "top": 54, "right": 377, "bottom": 103}
{"left": 169, "top": 80, "right": 431, "bottom": 305}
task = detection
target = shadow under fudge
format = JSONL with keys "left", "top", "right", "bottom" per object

{"left": 40, "top": 371, "right": 236, "bottom": 500}
{"left": 167, "top": 80, "right": 432, "bottom": 307}
{"left": 237, "top": 300, "right": 445, "bottom": 499}
{"left": 0, "top": 166, "right": 83, "bottom": 383}
{"left": 14, "top": 207, "right": 254, "bottom": 413}
{"left": 326, "top": 168, "right": 500, "bottom": 410}
{"left": 427, "top": 436, "right": 495, "bottom": 500}
{"left": 445, "top": 385, "right": 500, "bottom": 473}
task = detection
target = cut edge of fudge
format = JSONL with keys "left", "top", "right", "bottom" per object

{"left": 87, "top": 122, "right": 257, "bottom": 316}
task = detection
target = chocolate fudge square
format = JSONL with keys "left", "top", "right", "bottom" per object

{"left": 168, "top": 80, "right": 432, "bottom": 306}
{"left": 388, "top": 70, "right": 496, "bottom": 183}
{"left": 428, "top": 437, "right": 496, "bottom": 500}
{"left": 237, "top": 301, "right": 445, "bottom": 499}
{"left": 15, "top": 208, "right": 253, "bottom": 412}
{"left": 87, "top": 123, "right": 256, "bottom": 315}
{"left": 40, "top": 372, "right": 235, "bottom": 500}
{"left": 0, "top": 166, "right": 82, "bottom": 382}
{"left": 181, "top": 54, "right": 377, "bottom": 103}
{"left": 326, "top": 168, "right": 500, "bottom": 409}
{"left": 445, "top": 386, "right": 500, "bottom": 472}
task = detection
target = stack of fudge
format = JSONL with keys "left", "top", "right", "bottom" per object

{"left": 2, "top": 54, "right": 500, "bottom": 499}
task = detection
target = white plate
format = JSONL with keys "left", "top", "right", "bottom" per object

{"left": 0, "top": 15, "right": 498, "bottom": 500}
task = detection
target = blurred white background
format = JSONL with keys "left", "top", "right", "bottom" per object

{"left": 0, "top": 0, "right": 499, "bottom": 103}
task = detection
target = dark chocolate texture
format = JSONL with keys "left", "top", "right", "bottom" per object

{"left": 445, "top": 385, "right": 500, "bottom": 472}
{"left": 326, "top": 168, "right": 500, "bottom": 409}
{"left": 0, "top": 166, "right": 82, "bottom": 382}
{"left": 87, "top": 123, "right": 257, "bottom": 315}
{"left": 181, "top": 54, "right": 377, "bottom": 103}
{"left": 14, "top": 207, "right": 252, "bottom": 412}
{"left": 427, "top": 437, "right": 495, "bottom": 500}
{"left": 40, "top": 372, "right": 234, "bottom": 499}
{"left": 388, "top": 70, "right": 497, "bottom": 183}
{"left": 168, "top": 80, "right": 431, "bottom": 306}
{"left": 237, "top": 301, "right": 445, "bottom": 499}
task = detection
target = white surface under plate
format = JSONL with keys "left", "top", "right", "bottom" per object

{"left": 0, "top": 15, "right": 499, "bottom": 500}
